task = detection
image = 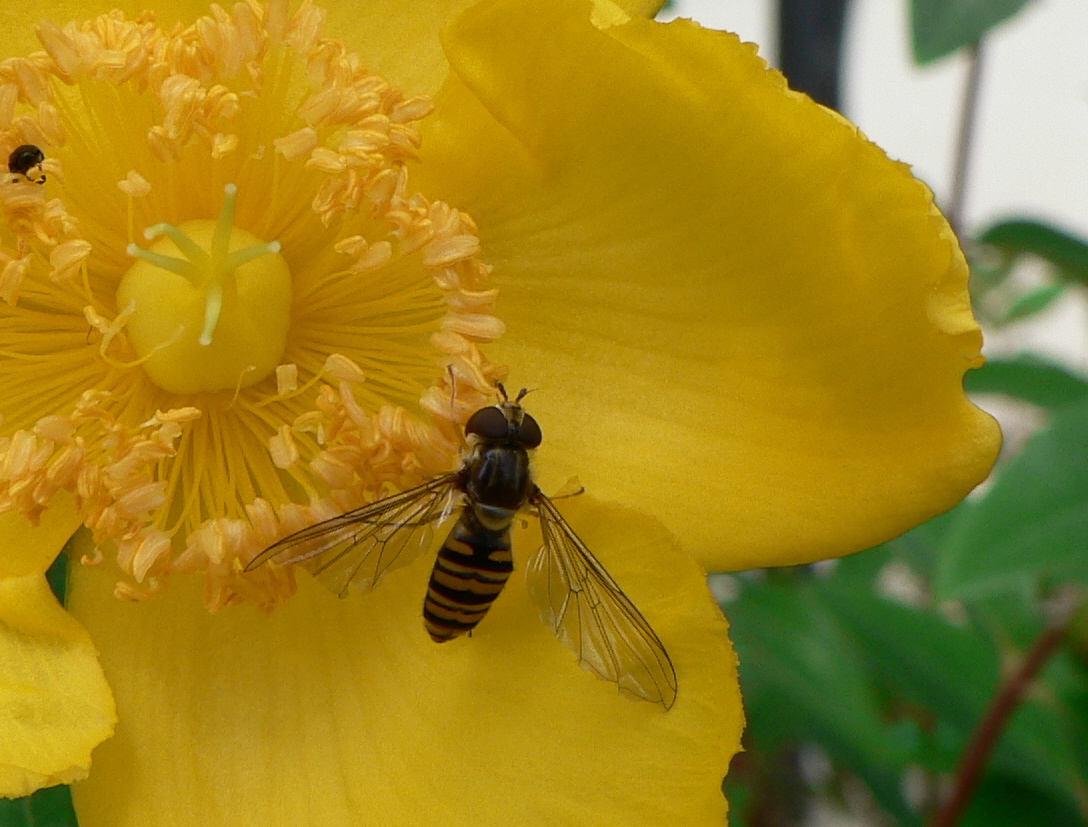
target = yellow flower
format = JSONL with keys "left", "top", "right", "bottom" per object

{"left": 0, "top": 0, "right": 999, "bottom": 824}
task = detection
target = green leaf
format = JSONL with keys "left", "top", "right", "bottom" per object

{"left": 728, "top": 579, "right": 919, "bottom": 823}
{"left": 45, "top": 550, "right": 68, "bottom": 606}
{"left": 957, "top": 592, "right": 1088, "bottom": 801}
{"left": 824, "top": 587, "right": 1082, "bottom": 806}
{"left": 978, "top": 219, "right": 1088, "bottom": 284}
{"left": 994, "top": 654, "right": 1087, "bottom": 803}
{"left": 822, "top": 586, "right": 996, "bottom": 733}
{"left": 0, "top": 785, "right": 78, "bottom": 827}
{"left": 937, "top": 396, "right": 1088, "bottom": 598}
{"left": 1001, "top": 283, "right": 1066, "bottom": 323}
{"left": 912, "top": 0, "right": 1036, "bottom": 63}
{"left": 958, "top": 774, "right": 1086, "bottom": 827}
{"left": 721, "top": 777, "right": 752, "bottom": 827}
{"left": 969, "top": 255, "right": 1013, "bottom": 291}
{"left": 964, "top": 355, "right": 1088, "bottom": 407}
{"left": 1040, "top": 651, "right": 1088, "bottom": 783}
{"left": 829, "top": 537, "right": 895, "bottom": 588}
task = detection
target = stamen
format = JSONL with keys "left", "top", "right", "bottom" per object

{"left": 85, "top": 303, "right": 135, "bottom": 362}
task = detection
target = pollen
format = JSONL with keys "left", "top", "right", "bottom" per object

{"left": 0, "top": 1, "right": 505, "bottom": 610}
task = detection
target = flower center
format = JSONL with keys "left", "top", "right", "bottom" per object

{"left": 119, "top": 184, "right": 290, "bottom": 395}
{"left": 0, "top": 3, "right": 505, "bottom": 610}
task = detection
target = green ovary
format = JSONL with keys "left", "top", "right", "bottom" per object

{"left": 118, "top": 194, "right": 291, "bottom": 396}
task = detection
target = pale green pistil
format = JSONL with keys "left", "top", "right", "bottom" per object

{"left": 118, "top": 184, "right": 292, "bottom": 395}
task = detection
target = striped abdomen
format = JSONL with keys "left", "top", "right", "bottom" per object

{"left": 423, "top": 513, "right": 514, "bottom": 642}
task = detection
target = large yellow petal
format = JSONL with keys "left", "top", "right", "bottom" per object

{"left": 0, "top": 572, "right": 116, "bottom": 797}
{"left": 415, "top": 0, "right": 1000, "bottom": 570}
{"left": 69, "top": 500, "right": 741, "bottom": 826}
{"left": 0, "top": 0, "right": 112, "bottom": 57}
{"left": 325, "top": 0, "right": 662, "bottom": 97}
{"left": 0, "top": 0, "right": 211, "bottom": 59}
{"left": 322, "top": 0, "right": 479, "bottom": 96}
{"left": 0, "top": 494, "right": 81, "bottom": 580}
{"left": 605, "top": 0, "right": 665, "bottom": 19}
{"left": 324, "top": 0, "right": 662, "bottom": 96}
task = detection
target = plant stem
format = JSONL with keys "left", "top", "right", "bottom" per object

{"left": 927, "top": 593, "right": 1081, "bottom": 827}
{"left": 947, "top": 41, "right": 984, "bottom": 238}
{"left": 778, "top": 0, "right": 848, "bottom": 110}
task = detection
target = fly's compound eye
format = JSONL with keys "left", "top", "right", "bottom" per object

{"left": 517, "top": 413, "right": 542, "bottom": 448}
{"left": 465, "top": 406, "right": 511, "bottom": 440}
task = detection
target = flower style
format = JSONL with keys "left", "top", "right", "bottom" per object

{"left": 0, "top": 0, "right": 999, "bottom": 824}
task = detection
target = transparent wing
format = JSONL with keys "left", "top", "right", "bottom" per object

{"left": 526, "top": 489, "right": 678, "bottom": 709}
{"left": 246, "top": 475, "right": 461, "bottom": 598}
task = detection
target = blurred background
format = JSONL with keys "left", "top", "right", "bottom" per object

{"left": 657, "top": 1, "right": 1088, "bottom": 825}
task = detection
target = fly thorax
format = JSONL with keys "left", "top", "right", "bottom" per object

{"left": 465, "top": 444, "right": 532, "bottom": 512}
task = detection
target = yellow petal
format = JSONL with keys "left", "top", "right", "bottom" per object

{"left": 0, "top": 0, "right": 209, "bottom": 59}
{"left": 323, "top": 0, "right": 479, "bottom": 96}
{"left": 0, "top": 493, "right": 81, "bottom": 579}
{"left": 589, "top": 0, "right": 662, "bottom": 23}
{"left": 0, "top": 1, "right": 110, "bottom": 57}
{"left": 417, "top": 0, "right": 1000, "bottom": 570}
{"left": 68, "top": 499, "right": 741, "bottom": 825}
{"left": 609, "top": 0, "right": 664, "bottom": 18}
{"left": 0, "top": 572, "right": 116, "bottom": 797}
{"left": 327, "top": 0, "right": 661, "bottom": 97}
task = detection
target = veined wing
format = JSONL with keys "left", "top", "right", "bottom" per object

{"left": 525, "top": 489, "right": 678, "bottom": 709}
{"left": 246, "top": 474, "right": 462, "bottom": 598}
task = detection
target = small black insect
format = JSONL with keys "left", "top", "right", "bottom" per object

{"left": 7, "top": 145, "right": 46, "bottom": 184}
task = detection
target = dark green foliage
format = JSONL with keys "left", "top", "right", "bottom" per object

{"left": 978, "top": 220, "right": 1088, "bottom": 285}
{"left": 1001, "top": 284, "right": 1066, "bottom": 323}
{"left": 45, "top": 552, "right": 67, "bottom": 606}
{"left": 937, "top": 397, "right": 1088, "bottom": 598}
{"left": 911, "top": 0, "right": 1037, "bottom": 63}
{"left": 727, "top": 576, "right": 921, "bottom": 823}
{"left": 964, "top": 356, "right": 1088, "bottom": 408}
{"left": 970, "top": 219, "right": 1088, "bottom": 329}
{"left": 0, "top": 786, "right": 78, "bottom": 827}
{"left": 958, "top": 776, "right": 1085, "bottom": 827}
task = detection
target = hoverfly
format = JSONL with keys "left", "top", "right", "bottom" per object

{"left": 246, "top": 385, "right": 677, "bottom": 709}
{"left": 7, "top": 145, "right": 46, "bottom": 184}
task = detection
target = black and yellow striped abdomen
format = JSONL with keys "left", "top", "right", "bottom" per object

{"left": 423, "top": 513, "right": 514, "bottom": 642}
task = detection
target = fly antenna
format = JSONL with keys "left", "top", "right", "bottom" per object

{"left": 515, "top": 386, "right": 538, "bottom": 403}
{"left": 496, "top": 382, "right": 508, "bottom": 402}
